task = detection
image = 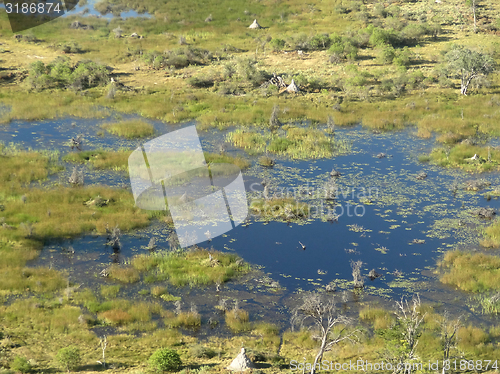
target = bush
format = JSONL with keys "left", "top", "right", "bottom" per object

{"left": 393, "top": 47, "right": 414, "bottom": 67}
{"left": 27, "top": 57, "right": 109, "bottom": 91}
{"left": 377, "top": 44, "right": 396, "bottom": 64}
{"left": 11, "top": 356, "right": 32, "bottom": 373}
{"left": 69, "top": 60, "right": 109, "bottom": 90}
{"left": 367, "top": 26, "right": 400, "bottom": 47}
{"left": 328, "top": 37, "right": 358, "bottom": 62}
{"left": 309, "top": 34, "right": 331, "bottom": 50}
{"left": 189, "top": 345, "right": 217, "bottom": 359}
{"left": 407, "top": 70, "right": 425, "bottom": 89}
{"left": 143, "top": 48, "right": 212, "bottom": 70}
{"left": 373, "top": 3, "right": 387, "bottom": 18}
{"left": 58, "top": 42, "right": 83, "bottom": 54}
{"left": 236, "top": 58, "right": 266, "bottom": 87}
{"left": 270, "top": 38, "right": 286, "bottom": 51}
{"left": 400, "top": 24, "right": 426, "bottom": 44}
{"left": 188, "top": 75, "right": 216, "bottom": 88}
{"left": 143, "top": 50, "right": 165, "bottom": 69}
{"left": 148, "top": 348, "right": 182, "bottom": 372}
{"left": 56, "top": 346, "right": 81, "bottom": 373}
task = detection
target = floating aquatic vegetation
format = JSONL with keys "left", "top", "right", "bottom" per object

{"left": 375, "top": 246, "right": 389, "bottom": 254}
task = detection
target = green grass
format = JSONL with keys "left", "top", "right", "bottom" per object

{"left": 131, "top": 249, "right": 250, "bottom": 287}
{"left": 0, "top": 186, "right": 150, "bottom": 243}
{"left": 228, "top": 126, "right": 350, "bottom": 159}
{"left": 0, "top": 144, "right": 62, "bottom": 185}
{"left": 474, "top": 294, "right": 500, "bottom": 315}
{"left": 0, "top": 146, "right": 150, "bottom": 295}
{"left": 63, "top": 149, "right": 131, "bottom": 170}
{"left": 250, "top": 198, "right": 310, "bottom": 221}
{"left": 421, "top": 144, "right": 500, "bottom": 173}
{"left": 359, "top": 306, "right": 395, "bottom": 330}
{"left": 438, "top": 250, "right": 500, "bottom": 292}
{"left": 102, "top": 120, "right": 155, "bottom": 139}
{"left": 108, "top": 264, "right": 141, "bottom": 283}
{"left": 225, "top": 308, "right": 251, "bottom": 333}
{"left": 101, "top": 285, "right": 121, "bottom": 298}
{"left": 165, "top": 311, "right": 202, "bottom": 329}
{"left": 481, "top": 219, "right": 500, "bottom": 248}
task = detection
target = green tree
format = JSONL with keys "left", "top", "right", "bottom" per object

{"left": 445, "top": 45, "right": 495, "bottom": 95}
{"left": 148, "top": 348, "right": 182, "bottom": 373}
{"left": 56, "top": 346, "right": 81, "bottom": 373}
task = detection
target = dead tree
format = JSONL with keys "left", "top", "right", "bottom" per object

{"left": 269, "top": 104, "right": 281, "bottom": 130}
{"left": 350, "top": 260, "right": 364, "bottom": 288}
{"left": 440, "top": 311, "right": 461, "bottom": 374}
{"left": 393, "top": 294, "right": 427, "bottom": 374}
{"left": 97, "top": 336, "right": 108, "bottom": 368}
{"left": 69, "top": 167, "right": 84, "bottom": 186}
{"left": 327, "top": 115, "right": 335, "bottom": 135}
{"left": 167, "top": 231, "right": 180, "bottom": 250}
{"left": 146, "top": 237, "right": 157, "bottom": 251}
{"left": 105, "top": 224, "right": 121, "bottom": 251}
{"left": 467, "top": 0, "right": 477, "bottom": 33}
{"left": 294, "top": 293, "right": 358, "bottom": 374}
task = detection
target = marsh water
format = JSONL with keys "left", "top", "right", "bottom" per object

{"left": 2, "top": 115, "right": 500, "bottom": 332}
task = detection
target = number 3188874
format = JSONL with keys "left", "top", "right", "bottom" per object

{"left": 5, "top": 2, "right": 62, "bottom": 14}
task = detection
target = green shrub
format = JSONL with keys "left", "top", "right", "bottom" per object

{"left": 309, "top": 34, "right": 331, "bottom": 50}
{"left": 400, "top": 24, "right": 427, "bottom": 44}
{"left": 393, "top": 47, "right": 414, "bottom": 67}
{"left": 143, "top": 48, "right": 212, "bottom": 70}
{"left": 70, "top": 60, "right": 109, "bottom": 90}
{"left": 11, "top": 356, "right": 32, "bottom": 373}
{"left": 236, "top": 58, "right": 266, "bottom": 87}
{"left": 377, "top": 44, "right": 396, "bottom": 64}
{"left": 148, "top": 348, "right": 182, "bottom": 372}
{"left": 58, "top": 42, "right": 84, "bottom": 54}
{"left": 56, "top": 346, "right": 81, "bottom": 373}
{"left": 27, "top": 58, "right": 109, "bottom": 91}
{"left": 367, "top": 26, "right": 400, "bottom": 47}
{"left": 188, "top": 75, "right": 215, "bottom": 88}
{"left": 373, "top": 3, "right": 387, "bottom": 18}
{"left": 270, "top": 38, "right": 286, "bottom": 51}
{"left": 189, "top": 345, "right": 217, "bottom": 359}
{"left": 328, "top": 35, "right": 358, "bottom": 62}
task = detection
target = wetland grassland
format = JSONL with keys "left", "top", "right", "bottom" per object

{"left": 2, "top": 0, "right": 500, "bottom": 372}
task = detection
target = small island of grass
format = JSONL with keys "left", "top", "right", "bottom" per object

{"left": 102, "top": 120, "right": 155, "bottom": 139}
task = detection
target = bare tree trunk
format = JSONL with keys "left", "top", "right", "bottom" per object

{"left": 473, "top": 0, "right": 477, "bottom": 33}
{"left": 311, "top": 336, "right": 327, "bottom": 374}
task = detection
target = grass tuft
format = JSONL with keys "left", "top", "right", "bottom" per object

{"left": 102, "top": 120, "right": 155, "bottom": 139}
{"left": 438, "top": 250, "right": 500, "bottom": 292}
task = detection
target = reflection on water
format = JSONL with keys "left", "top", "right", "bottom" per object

{"left": 64, "top": 0, "right": 152, "bottom": 19}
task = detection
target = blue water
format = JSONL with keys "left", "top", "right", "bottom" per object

{"left": 8, "top": 117, "right": 498, "bottom": 301}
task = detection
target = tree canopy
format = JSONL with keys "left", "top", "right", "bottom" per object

{"left": 445, "top": 45, "right": 495, "bottom": 95}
